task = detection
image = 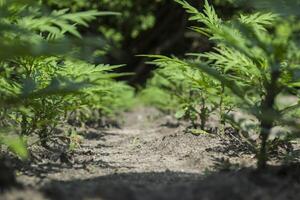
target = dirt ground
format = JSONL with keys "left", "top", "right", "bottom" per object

{"left": 2, "top": 107, "right": 300, "bottom": 200}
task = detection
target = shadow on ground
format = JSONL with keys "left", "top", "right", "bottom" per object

{"left": 41, "top": 165, "right": 300, "bottom": 200}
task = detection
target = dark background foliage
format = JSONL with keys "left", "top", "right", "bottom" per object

{"left": 45, "top": 0, "right": 247, "bottom": 84}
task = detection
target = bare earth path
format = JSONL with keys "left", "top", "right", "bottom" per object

{"left": 2, "top": 107, "right": 300, "bottom": 200}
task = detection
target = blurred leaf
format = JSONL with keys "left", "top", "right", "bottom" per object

{"left": 0, "top": 134, "right": 28, "bottom": 159}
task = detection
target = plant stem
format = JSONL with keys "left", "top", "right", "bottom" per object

{"left": 219, "top": 84, "right": 225, "bottom": 135}
{"left": 200, "top": 97, "right": 207, "bottom": 130}
{"left": 257, "top": 121, "right": 272, "bottom": 169}
{"left": 257, "top": 67, "right": 280, "bottom": 169}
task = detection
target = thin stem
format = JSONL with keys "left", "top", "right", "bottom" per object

{"left": 257, "top": 66, "right": 280, "bottom": 169}
{"left": 219, "top": 84, "right": 225, "bottom": 135}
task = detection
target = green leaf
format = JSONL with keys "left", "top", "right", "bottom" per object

{"left": 175, "top": 109, "right": 186, "bottom": 119}
{"left": 189, "top": 129, "right": 209, "bottom": 136}
{"left": 1, "top": 135, "right": 28, "bottom": 160}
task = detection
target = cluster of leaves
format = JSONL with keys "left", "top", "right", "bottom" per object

{"left": 45, "top": 0, "right": 161, "bottom": 46}
{"left": 139, "top": 55, "right": 235, "bottom": 131}
{"left": 0, "top": 0, "right": 134, "bottom": 158}
{"left": 143, "top": 0, "right": 300, "bottom": 168}
{"left": 44, "top": 0, "right": 245, "bottom": 47}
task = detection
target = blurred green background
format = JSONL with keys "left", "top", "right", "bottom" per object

{"left": 44, "top": 0, "right": 247, "bottom": 84}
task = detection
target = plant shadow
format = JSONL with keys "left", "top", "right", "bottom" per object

{"left": 12, "top": 129, "right": 122, "bottom": 178}
{"left": 41, "top": 164, "right": 300, "bottom": 200}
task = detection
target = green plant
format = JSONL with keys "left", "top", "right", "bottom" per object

{"left": 0, "top": 0, "right": 134, "bottom": 157}
{"left": 141, "top": 54, "right": 236, "bottom": 132}
{"left": 146, "top": 0, "right": 300, "bottom": 169}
